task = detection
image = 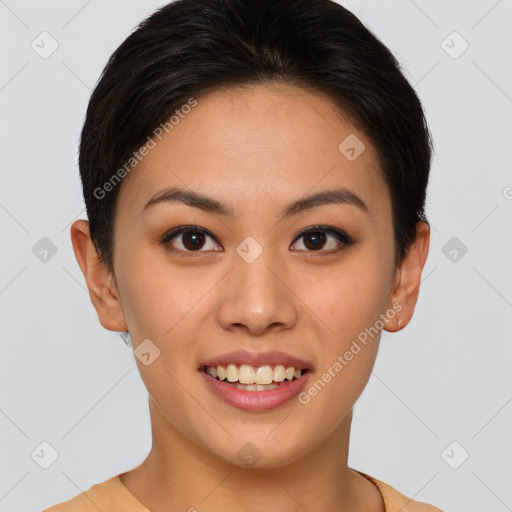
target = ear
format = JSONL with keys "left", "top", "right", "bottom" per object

{"left": 384, "top": 221, "right": 430, "bottom": 332}
{"left": 70, "top": 219, "right": 128, "bottom": 332}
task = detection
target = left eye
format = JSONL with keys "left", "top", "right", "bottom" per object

{"left": 160, "top": 225, "right": 353, "bottom": 255}
{"left": 290, "top": 226, "right": 353, "bottom": 252}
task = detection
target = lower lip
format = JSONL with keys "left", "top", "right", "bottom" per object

{"left": 200, "top": 369, "right": 311, "bottom": 412}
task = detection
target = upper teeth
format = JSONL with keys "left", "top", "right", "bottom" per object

{"left": 205, "top": 364, "right": 302, "bottom": 385}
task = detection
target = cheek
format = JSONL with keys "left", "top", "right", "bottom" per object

{"left": 298, "top": 267, "right": 387, "bottom": 419}
{"left": 305, "top": 259, "right": 391, "bottom": 340}
{"left": 116, "top": 257, "right": 208, "bottom": 343}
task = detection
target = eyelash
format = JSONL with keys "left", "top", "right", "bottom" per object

{"left": 159, "top": 224, "right": 354, "bottom": 257}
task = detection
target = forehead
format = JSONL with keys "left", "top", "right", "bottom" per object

{"left": 116, "top": 83, "right": 390, "bottom": 221}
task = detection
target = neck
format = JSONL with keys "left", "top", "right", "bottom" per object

{"left": 119, "top": 397, "right": 384, "bottom": 512}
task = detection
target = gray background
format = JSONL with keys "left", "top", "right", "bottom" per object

{"left": 0, "top": 1, "right": 511, "bottom": 511}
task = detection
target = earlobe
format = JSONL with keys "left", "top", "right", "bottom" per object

{"left": 70, "top": 219, "right": 128, "bottom": 332}
{"left": 384, "top": 221, "right": 430, "bottom": 333}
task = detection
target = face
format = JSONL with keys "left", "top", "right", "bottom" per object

{"left": 102, "top": 83, "right": 402, "bottom": 466}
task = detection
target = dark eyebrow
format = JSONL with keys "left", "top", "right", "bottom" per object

{"left": 142, "top": 186, "right": 369, "bottom": 218}
{"left": 280, "top": 188, "right": 369, "bottom": 218}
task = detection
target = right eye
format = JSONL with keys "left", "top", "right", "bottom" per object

{"left": 160, "top": 226, "right": 223, "bottom": 255}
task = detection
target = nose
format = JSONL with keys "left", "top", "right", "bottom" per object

{"left": 215, "top": 250, "right": 298, "bottom": 337}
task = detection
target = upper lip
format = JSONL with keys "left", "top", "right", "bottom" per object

{"left": 200, "top": 350, "right": 312, "bottom": 370}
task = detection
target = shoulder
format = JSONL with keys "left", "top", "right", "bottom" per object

{"left": 356, "top": 470, "right": 444, "bottom": 512}
{"left": 42, "top": 475, "right": 148, "bottom": 512}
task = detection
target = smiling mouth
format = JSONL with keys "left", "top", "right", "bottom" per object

{"left": 202, "top": 363, "right": 310, "bottom": 391}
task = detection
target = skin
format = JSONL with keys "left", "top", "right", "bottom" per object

{"left": 71, "top": 82, "right": 430, "bottom": 512}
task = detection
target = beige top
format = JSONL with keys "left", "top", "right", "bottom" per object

{"left": 43, "top": 470, "right": 443, "bottom": 511}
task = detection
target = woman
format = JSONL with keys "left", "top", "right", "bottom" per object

{"left": 45, "top": 0, "right": 442, "bottom": 510}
